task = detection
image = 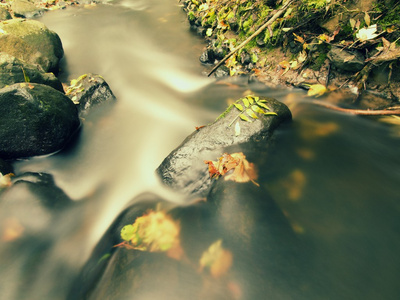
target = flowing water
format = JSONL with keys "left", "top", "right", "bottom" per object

{"left": 1, "top": 0, "right": 400, "bottom": 299}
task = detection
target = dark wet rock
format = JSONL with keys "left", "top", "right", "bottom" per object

{"left": 65, "top": 73, "right": 116, "bottom": 116}
{"left": 10, "top": 0, "right": 44, "bottom": 18}
{"left": 0, "top": 158, "right": 13, "bottom": 175}
{"left": 0, "top": 52, "right": 64, "bottom": 92}
{"left": 0, "top": 83, "right": 80, "bottom": 159}
{"left": 156, "top": 97, "right": 292, "bottom": 196}
{"left": 0, "top": 6, "right": 12, "bottom": 20}
{"left": 213, "top": 65, "right": 229, "bottom": 77}
{"left": 240, "top": 50, "right": 252, "bottom": 65}
{"left": 0, "top": 19, "right": 64, "bottom": 73}
{"left": 69, "top": 179, "right": 305, "bottom": 299}
{"left": 327, "top": 46, "right": 365, "bottom": 73}
{"left": 199, "top": 48, "right": 215, "bottom": 64}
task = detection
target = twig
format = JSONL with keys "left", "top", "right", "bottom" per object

{"left": 207, "top": 0, "right": 294, "bottom": 77}
{"left": 309, "top": 99, "right": 400, "bottom": 116}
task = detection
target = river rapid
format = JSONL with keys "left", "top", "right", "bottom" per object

{"left": 2, "top": 0, "right": 400, "bottom": 299}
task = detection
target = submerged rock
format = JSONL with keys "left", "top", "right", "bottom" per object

{"left": 156, "top": 96, "right": 291, "bottom": 196}
{"left": 65, "top": 73, "right": 116, "bottom": 116}
{"left": 0, "top": 19, "right": 64, "bottom": 73}
{"left": 0, "top": 172, "right": 72, "bottom": 237}
{"left": 0, "top": 83, "right": 80, "bottom": 159}
{"left": 69, "top": 178, "right": 305, "bottom": 299}
{"left": 0, "top": 172, "right": 82, "bottom": 300}
{"left": 0, "top": 52, "right": 64, "bottom": 92}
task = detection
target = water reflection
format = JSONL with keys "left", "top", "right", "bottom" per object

{"left": 3, "top": 0, "right": 400, "bottom": 299}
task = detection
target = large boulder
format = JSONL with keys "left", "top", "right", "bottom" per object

{"left": 0, "top": 83, "right": 80, "bottom": 159}
{"left": 10, "top": 0, "right": 44, "bottom": 18}
{"left": 68, "top": 181, "right": 306, "bottom": 299}
{"left": 0, "top": 52, "right": 64, "bottom": 92}
{"left": 65, "top": 73, "right": 117, "bottom": 116}
{"left": 156, "top": 96, "right": 291, "bottom": 196}
{"left": 0, "top": 19, "right": 64, "bottom": 73}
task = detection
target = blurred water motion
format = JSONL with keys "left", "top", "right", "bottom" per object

{"left": 2, "top": 0, "right": 400, "bottom": 299}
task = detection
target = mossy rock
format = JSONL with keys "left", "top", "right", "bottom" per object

{"left": 65, "top": 73, "right": 117, "bottom": 116}
{"left": 10, "top": 0, "right": 44, "bottom": 18}
{"left": 0, "top": 83, "right": 80, "bottom": 159}
{"left": 0, "top": 52, "right": 64, "bottom": 92}
{"left": 0, "top": 19, "right": 64, "bottom": 73}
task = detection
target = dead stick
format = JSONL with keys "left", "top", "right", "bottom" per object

{"left": 207, "top": 0, "right": 294, "bottom": 77}
{"left": 309, "top": 100, "right": 400, "bottom": 116}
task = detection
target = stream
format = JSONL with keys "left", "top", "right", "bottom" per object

{"left": 1, "top": 0, "right": 400, "bottom": 299}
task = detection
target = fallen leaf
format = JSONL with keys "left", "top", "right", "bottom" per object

{"left": 235, "top": 121, "right": 241, "bottom": 136}
{"left": 204, "top": 152, "right": 258, "bottom": 186}
{"left": 356, "top": 24, "right": 379, "bottom": 42}
{"left": 115, "top": 210, "right": 182, "bottom": 259}
{"left": 293, "top": 32, "right": 305, "bottom": 44}
{"left": 199, "top": 240, "right": 233, "bottom": 277}
{"left": 0, "top": 173, "right": 13, "bottom": 189}
{"left": 307, "top": 84, "right": 328, "bottom": 97}
{"left": 2, "top": 217, "right": 24, "bottom": 242}
{"left": 364, "top": 12, "right": 370, "bottom": 27}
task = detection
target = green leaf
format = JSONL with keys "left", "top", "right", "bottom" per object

{"left": 246, "top": 108, "right": 258, "bottom": 119}
{"left": 121, "top": 224, "right": 135, "bottom": 241}
{"left": 251, "top": 105, "right": 265, "bottom": 114}
{"left": 264, "top": 112, "right": 278, "bottom": 116}
{"left": 256, "top": 101, "right": 271, "bottom": 110}
{"left": 21, "top": 67, "right": 30, "bottom": 83}
{"left": 242, "top": 98, "right": 250, "bottom": 108}
{"left": 240, "top": 114, "right": 252, "bottom": 122}
{"left": 247, "top": 96, "right": 254, "bottom": 105}
{"left": 233, "top": 103, "right": 244, "bottom": 111}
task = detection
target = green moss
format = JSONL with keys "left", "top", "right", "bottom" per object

{"left": 215, "top": 103, "right": 234, "bottom": 121}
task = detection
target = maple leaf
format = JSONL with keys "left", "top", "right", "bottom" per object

{"left": 115, "top": 210, "right": 182, "bottom": 259}
{"left": 204, "top": 152, "right": 259, "bottom": 186}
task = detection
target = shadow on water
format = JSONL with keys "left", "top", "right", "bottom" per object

{"left": 1, "top": 0, "right": 400, "bottom": 299}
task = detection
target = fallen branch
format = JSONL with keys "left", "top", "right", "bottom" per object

{"left": 309, "top": 100, "right": 400, "bottom": 116}
{"left": 207, "top": 0, "right": 294, "bottom": 77}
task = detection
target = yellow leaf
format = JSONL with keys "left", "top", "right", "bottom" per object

{"left": 307, "top": 84, "right": 328, "bottom": 97}
{"left": 293, "top": 32, "right": 305, "bottom": 44}
{"left": 199, "top": 240, "right": 233, "bottom": 278}
{"left": 349, "top": 18, "right": 356, "bottom": 29}
{"left": 115, "top": 210, "right": 182, "bottom": 259}
{"left": 0, "top": 173, "right": 13, "bottom": 189}
{"left": 364, "top": 12, "right": 370, "bottom": 27}
{"left": 2, "top": 217, "right": 25, "bottom": 242}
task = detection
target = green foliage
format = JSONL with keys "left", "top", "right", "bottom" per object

{"left": 304, "top": 0, "right": 326, "bottom": 9}
{"left": 229, "top": 95, "right": 277, "bottom": 127}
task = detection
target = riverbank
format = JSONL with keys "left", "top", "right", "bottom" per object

{"left": 181, "top": 0, "right": 400, "bottom": 110}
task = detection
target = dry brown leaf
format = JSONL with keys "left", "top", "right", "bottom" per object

{"left": 205, "top": 152, "right": 258, "bottom": 185}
